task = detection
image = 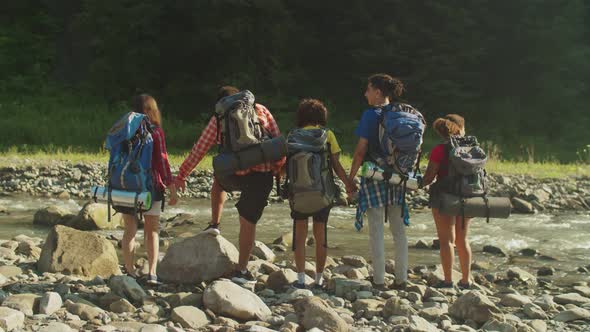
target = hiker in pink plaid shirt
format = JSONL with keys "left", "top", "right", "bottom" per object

{"left": 174, "top": 86, "right": 285, "bottom": 280}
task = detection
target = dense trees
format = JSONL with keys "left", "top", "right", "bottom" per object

{"left": 1, "top": 0, "right": 588, "bottom": 161}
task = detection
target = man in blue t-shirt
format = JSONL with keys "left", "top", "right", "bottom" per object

{"left": 347, "top": 73, "right": 409, "bottom": 290}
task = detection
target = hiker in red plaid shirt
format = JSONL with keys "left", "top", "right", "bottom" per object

{"left": 174, "top": 86, "right": 285, "bottom": 280}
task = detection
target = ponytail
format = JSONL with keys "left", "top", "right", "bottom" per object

{"left": 368, "top": 73, "right": 405, "bottom": 102}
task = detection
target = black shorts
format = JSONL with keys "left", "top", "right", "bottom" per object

{"left": 234, "top": 172, "right": 274, "bottom": 224}
{"left": 291, "top": 207, "right": 331, "bottom": 223}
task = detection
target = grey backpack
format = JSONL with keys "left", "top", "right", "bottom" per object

{"left": 285, "top": 128, "right": 336, "bottom": 215}
{"left": 215, "top": 90, "right": 265, "bottom": 152}
{"left": 444, "top": 135, "right": 488, "bottom": 197}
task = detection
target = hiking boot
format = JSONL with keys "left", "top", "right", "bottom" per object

{"left": 202, "top": 223, "right": 220, "bottom": 236}
{"left": 232, "top": 269, "right": 255, "bottom": 282}
{"left": 433, "top": 280, "right": 454, "bottom": 289}
{"left": 291, "top": 281, "right": 306, "bottom": 290}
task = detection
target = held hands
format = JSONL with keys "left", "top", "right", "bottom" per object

{"left": 174, "top": 177, "right": 186, "bottom": 193}
{"left": 345, "top": 177, "right": 358, "bottom": 202}
{"left": 168, "top": 183, "right": 179, "bottom": 206}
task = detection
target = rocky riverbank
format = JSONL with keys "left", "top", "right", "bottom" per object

{"left": 0, "top": 226, "right": 589, "bottom": 332}
{"left": 1, "top": 162, "right": 590, "bottom": 214}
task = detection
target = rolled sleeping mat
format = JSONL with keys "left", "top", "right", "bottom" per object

{"left": 439, "top": 193, "right": 511, "bottom": 219}
{"left": 213, "top": 135, "right": 288, "bottom": 176}
{"left": 91, "top": 186, "right": 152, "bottom": 210}
{"left": 360, "top": 161, "right": 421, "bottom": 190}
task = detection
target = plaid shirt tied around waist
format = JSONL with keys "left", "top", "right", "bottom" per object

{"left": 355, "top": 177, "right": 410, "bottom": 231}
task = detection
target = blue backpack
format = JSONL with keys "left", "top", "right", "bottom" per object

{"left": 378, "top": 103, "right": 425, "bottom": 176}
{"left": 105, "top": 112, "right": 154, "bottom": 217}
{"left": 372, "top": 103, "right": 425, "bottom": 224}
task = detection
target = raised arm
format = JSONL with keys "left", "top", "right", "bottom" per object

{"left": 175, "top": 116, "right": 218, "bottom": 190}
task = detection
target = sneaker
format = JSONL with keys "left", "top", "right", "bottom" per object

{"left": 232, "top": 269, "right": 255, "bottom": 281}
{"left": 123, "top": 267, "right": 139, "bottom": 279}
{"left": 311, "top": 282, "right": 325, "bottom": 291}
{"left": 146, "top": 274, "right": 161, "bottom": 285}
{"left": 391, "top": 281, "right": 407, "bottom": 290}
{"left": 291, "top": 281, "right": 306, "bottom": 289}
{"left": 433, "top": 280, "right": 454, "bottom": 289}
{"left": 202, "top": 223, "right": 220, "bottom": 236}
{"left": 457, "top": 281, "right": 471, "bottom": 290}
{"left": 372, "top": 283, "right": 389, "bottom": 292}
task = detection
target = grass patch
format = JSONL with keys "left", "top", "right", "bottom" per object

{"left": 485, "top": 160, "right": 589, "bottom": 178}
{"left": 0, "top": 147, "right": 214, "bottom": 170}
{"left": 1, "top": 149, "right": 588, "bottom": 179}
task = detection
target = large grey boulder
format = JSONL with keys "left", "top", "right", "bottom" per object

{"left": 158, "top": 234, "right": 238, "bottom": 284}
{"left": 33, "top": 206, "right": 75, "bottom": 227}
{"left": 171, "top": 306, "right": 209, "bottom": 329}
{"left": 294, "top": 296, "right": 349, "bottom": 332}
{"left": 38, "top": 225, "right": 120, "bottom": 278}
{"left": 203, "top": 279, "right": 271, "bottom": 321}
{"left": 67, "top": 202, "right": 123, "bottom": 230}
{"left": 449, "top": 291, "right": 504, "bottom": 324}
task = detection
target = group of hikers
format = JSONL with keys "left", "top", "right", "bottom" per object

{"left": 103, "top": 73, "right": 480, "bottom": 291}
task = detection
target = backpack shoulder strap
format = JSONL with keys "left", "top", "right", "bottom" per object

{"left": 213, "top": 113, "right": 223, "bottom": 149}
{"left": 439, "top": 143, "right": 452, "bottom": 174}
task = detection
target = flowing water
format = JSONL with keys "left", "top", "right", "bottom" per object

{"left": 1, "top": 195, "right": 589, "bottom": 281}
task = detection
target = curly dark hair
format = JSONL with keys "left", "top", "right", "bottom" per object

{"left": 368, "top": 73, "right": 405, "bottom": 101}
{"left": 296, "top": 98, "right": 328, "bottom": 127}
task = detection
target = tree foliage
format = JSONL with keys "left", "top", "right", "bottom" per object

{"left": 1, "top": 0, "right": 588, "bottom": 160}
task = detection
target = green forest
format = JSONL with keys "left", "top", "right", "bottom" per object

{"left": 1, "top": 0, "right": 589, "bottom": 162}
